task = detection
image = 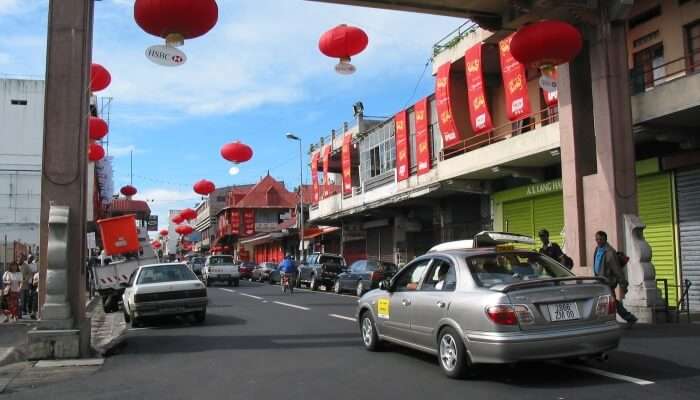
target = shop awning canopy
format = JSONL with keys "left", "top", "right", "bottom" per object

{"left": 303, "top": 226, "right": 339, "bottom": 240}
{"left": 106, "top": 199, "right": 151, "bottom": 220}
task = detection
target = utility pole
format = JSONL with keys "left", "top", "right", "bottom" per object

{"left": 36, "top": 0, "right": 94, "bottom": 358}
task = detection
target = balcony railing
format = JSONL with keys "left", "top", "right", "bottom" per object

{"left": 432, "top": 21, "right": 479, "bottom": 57}
{"left": 630, "top": 48, "right": 700, "bottom": 94}
{"left": 441, "top": 105, "right": 559, "bottom": 160}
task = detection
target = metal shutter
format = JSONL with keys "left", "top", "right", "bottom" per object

{"left": 533, "top": 193, "right": 565, "bottom": 249}
{"left": 503, "top": 199, "right": 534, "bottom": 240}
{"left": 637, "top": 172, "right": 678, "bottom": 306}
{"left": 677, "top": 168, "right": 700, "bottom": 309}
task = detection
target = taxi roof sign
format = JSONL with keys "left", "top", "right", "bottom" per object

{"left": 428, "top": 231, "right": 535, "bottom": 252}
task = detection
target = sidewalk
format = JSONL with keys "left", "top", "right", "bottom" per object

{"left": 0, "top": 321, "right": 34, "bottom": 368}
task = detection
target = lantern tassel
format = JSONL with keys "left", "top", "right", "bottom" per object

{"left": 335, "top": 57, "right": 356, "bottom": 75}
{"left": 166, "top": 33, "right": 185, "bottom": 47}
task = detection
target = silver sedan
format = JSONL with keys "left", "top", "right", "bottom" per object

{"left": 356, "top": 249, "right": 621, "bottom": 378}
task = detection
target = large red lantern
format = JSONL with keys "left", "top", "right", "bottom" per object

{"left": 159, "top": 229, "right": 169, "bottom": 236}
{"left": 88, "top": 143, "right": 105, "bottom": 162}
{"left": 193, "top": 179, "right": 216, "bottom": 196}
{"left": 175, "top": 225, "right": 194, "bottom": 235}
{"left": 89, "top": 116, "right": 109, "bottom": 140}
{"left": 91, "top": 63, "right": 111, "bottom": 92}
{"left": 220, "top": 141, "right": 253, "bottom": 164}
{"left": 172, "top": 214, "right": 185, "bottom": 224}
{"left": 134, "top": 0, "right": 219, "bottom": 47}
{"left": 319, "top": 24, "right": 369, "bottom": 75}
{"left": 120, "top": 185, "right": 138, "bottom": 197}
{"left": 180, "top": 208, "right": 197, "bottom": 221}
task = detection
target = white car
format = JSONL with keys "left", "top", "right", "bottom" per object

{"left": 121, "top": 263, "right": 208, "bottom": 327}
{"left": 202, "top": 255, "right": 241, "bottom": 287}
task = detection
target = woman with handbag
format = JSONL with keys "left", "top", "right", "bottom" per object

{"left": 2, "top": 262, "right": 22, "bottom": 322}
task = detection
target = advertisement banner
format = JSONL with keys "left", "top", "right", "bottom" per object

{"left": 322, "top": 145, "right": 331, "bottom": 199}
{"left": 465, "top": 43, "right": 493, "bottom": 135}
{"left": 243, "top": 209, "right": 255, "bottom": 236}
{"left": 499, "top": 35, "right": 531, "bottom": 121}
{"left": 414, "top": 97, "right": 431, "bottom": 175}
{"left": 311, "top": 151, "right": 320, "bottom": 204}
{"left": 342, "top": 133, "right": 352, "bottom": 195}
{"left": 394, "top": 110, "right": 410, "bottom": 181}
{"left": 543, "top": 68, "right": 559, "bottom": 107}
{"left": 231, "top": 209, "right": 241, "bottom": 235}
{"left": 435, "top": 63, "right": 462, "bottom": 147}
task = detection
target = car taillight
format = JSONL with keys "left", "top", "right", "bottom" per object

{"left": 486, "top": 305, "right": 533, "bottom": 325}
{"left": 370, "top": 271, "right": 384, "bottom": 281}
{"left": 596, "top": 295, "right": 616, "bottom": 316}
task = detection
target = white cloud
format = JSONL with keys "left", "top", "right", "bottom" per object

{"left": 0, "top": 0, "right": 45, "bottom": 16}
{"left": 108, "top": 144, "right": 145, "bottom": 157}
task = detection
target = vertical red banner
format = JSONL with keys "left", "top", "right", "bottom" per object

{"left": 341, "top": 133, "right": 352, "bottom": 195}
{"left": 394, "top": 110, "right": 410, "bottom": 181}
{"left": 230, "top": 209, "right": 240, "bottom": 235}
{"left": 543, "top": 68, "right": 559, "bottom": 106}
{"left": 435, "top": 63, "right": 462, "bottom": 147}
{"left": 499, "top": 34, "right": 531, "bottom": 121}
{"left": 243, "top": 209, "right": 255, "bottom": 236}
{"left": 311, "top": 152, "right": 319, "bottom": 204}
{"left": 414, "top": 98, "right": 431, "bottom": 175}
{"left": 465, "top": 43, "right": 493, "bottom": 135}
{"left": 321, "top": 145, "right": 330, "bottom": 198}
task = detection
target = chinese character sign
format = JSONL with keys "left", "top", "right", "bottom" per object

{"left": 414, "top": 98, "right": 431, "bottom": 175}
{"left": 435, "top": 62, "right": 462, "bottom": 147}
{"left": 499, "top": 34, "right": 531, "bottom": 121}
{"left": 465, "top": 43, "right": 493, "bottom": 135}
{"left": 394, "top": 110, "right": 410, "bottom": 181}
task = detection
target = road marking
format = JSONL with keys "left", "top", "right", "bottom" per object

{"left": 262, "top": 300, "right": 269, "bottom": 303}
{"left": 293, "top": 286, "right": 360, "bottom": 299}
{"left": 240, "top": 293, "right": 264, "bottom": 300}
{"left": 220, "top": 288, "right": 236, "bottom": 293}
{"left": 273, "top": 301, "right": 310, "bottom": 311}
{"left": 562, "top": 364, "right": 655, "bottom": 386}
{"left": 329, "top": 314, "right": 356, "bottom": 322}
{"left": 128, "top": 327, "right": 150, "bottom": 331}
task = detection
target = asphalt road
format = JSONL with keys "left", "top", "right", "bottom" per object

{"left": 4, "top": 281, "right": 700, "bottom": 399}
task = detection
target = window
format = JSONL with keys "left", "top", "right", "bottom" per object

{"left": 366, "top": 260, "right": 397, "bottom": 274}
{"left": 421, "top": 259, "right": 457, "bottom": 291}
{"left": 10, "top": 99, "right": 27, "bottom": 106}
{"left": 628, "top": 5, "right": 662, "bottom": 29}
{"left": 392, "top": 259, "right": 430, "bottom": 292}
{"left": 633, "top": 42, "right": 664, "bottom": 91}
{"left": 465, "top": 252, "right": 572, "bottom": 289}
{"left": 208, "top": 255, "right": 234, "bottom": 265}
{"left": 360, "top": 121, "right": 396, "bottom": 181}
{"left": 686, "top": 20, "right": 700, "bottom": 72}
{"left": 429, "top": 98, "right": 443, "bottom": 161}
{"left": 633, "top": 30, "right": 660, "bottom": 49}
{"left": 350, "top": 260, "right": 366, "bottom": 273}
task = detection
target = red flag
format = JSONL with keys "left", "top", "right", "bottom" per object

{"left": 311, "top": 152, "right": 319, "bottom": 203}
{"left": 342, "top": 133, "right": 352, "bottom": 194}
{"left": 395, "top": 110, "right": 410, "bottom": 181}
{"left": 435, "top": 63, "right": 462, "bottom": 147}
{"left": 414, "top": 98, "right": 431, "bottom": 175}
{"left": 231, "top": 209, "right": 240, "bottom": 235}
{"left": 499, "top": 34, "right": 531, "bottom": 121}
{"left": 465, "top": 43, "right": 493, "bottom": 135}
{"left": 243, "top": 209, "right": 255, "bottom": 236}
{"left": 321, "top": 145, "right": 331, "bottom": 198}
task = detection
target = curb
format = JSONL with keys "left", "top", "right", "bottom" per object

{"left": 0, "top": 345, "right": 26, "bottom": 369}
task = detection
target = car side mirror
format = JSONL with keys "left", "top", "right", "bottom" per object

{"left": 379, "top": 280, "right": 393, "bottom": 292}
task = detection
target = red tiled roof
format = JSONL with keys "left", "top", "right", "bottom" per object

{"left": 235, "top": 175, "right": 298, "bottom": 209}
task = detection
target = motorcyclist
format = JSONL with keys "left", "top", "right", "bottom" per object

{"left": 279, "top": 254, "right": 297, "bottom": 293}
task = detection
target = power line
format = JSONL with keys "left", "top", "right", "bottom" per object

{"left": 402, "top": 57, "right": 433, "bottom": 110}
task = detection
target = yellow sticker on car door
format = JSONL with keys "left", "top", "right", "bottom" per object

{"left": 377, "top": 298, "right": 390, "bottom": 319}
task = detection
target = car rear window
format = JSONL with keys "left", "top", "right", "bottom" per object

{"left": 465, "top": 252, "right": 573, "bottom": 288}
{"left": 137, "top": 264, "right": 197, "bottom": 285}
{"left": 209, "top": 256, "right": 234, "bottom": 265}
{"left": 367, "top": 261, "right": 397, "bottom": 273}
{"left": 319, "top": 256, "right": 345, "bottom": 266}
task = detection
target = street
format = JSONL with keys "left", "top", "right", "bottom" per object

{"left": 3, "top": 281, "right": 700, "bottom": 399}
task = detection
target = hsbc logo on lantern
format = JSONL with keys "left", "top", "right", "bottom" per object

{"left": 145, "top": 45, "right": 187, "bottom": 67}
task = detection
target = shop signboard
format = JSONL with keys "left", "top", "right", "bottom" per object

{"left": 499, "top": 34, "right": 531, "bottom": 121}
{"left": 435, "top": 62, "right": 462, "bottom": 147}
{"left": 395, "top": 110, "right": 410, "bottom": 181}
{"left": 465, "top": 43, "right": 493, "bottom": 135}
{"left": 414, "top": 97, "right": 431, "bottom": 175}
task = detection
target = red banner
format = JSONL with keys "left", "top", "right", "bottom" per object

{"left": 465, "top": 43, "right": 493, "bottom": 135}
{"left": 321, "top": 145, "right": 330, "bottom": 198}
{"left": 543, "top": 68, "right": 559, "bottom": 106}
{"left": 243, "top": 209, "right": 255, "bottom": 236}
{"left": 414, "top": 98, "right": 431, "bottom": 175}
{"left": 435, "top": 63, "right": 461, "bottom": 147}
{"left": 230, "top": 209, "right": 240, "bottom": 235}
{"left": 342, "top": 133, "right": 352, "bottom": 195}
{"left": 499, "top": 35, "right": 531, "bottom": 121}
{"left": 394, "top": 110, "right": 410, "bottom": 181}
{"left": 311, "top": 152, "right": 319, "bottom": 204}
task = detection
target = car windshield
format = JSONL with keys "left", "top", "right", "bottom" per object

{"left": 465, "top": 252, "right": 573, "bottom": 288}
{"left": 209, "top": 256, "right": 234, "bottom": 265}
{"left": 137, "top": 264, "right": 197, "bottom": 285}
{"left": 193, "top": 258, "right": 205, "bottom": 264}
{"left": 306, "top": 254, "right": 319, "bottom": 264}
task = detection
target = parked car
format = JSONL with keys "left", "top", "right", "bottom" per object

{"left": 252, "top": 262, "right": 279, "bottom": 282}
{"left": 268, "top": 266, "right": 282, "bottom": 285}
{"left": 297, "top": 253, "right": 347, "bottom": 291}
{"left": 239, "top": 261, "right": 256, "bottom": 280}
{"left": 188, "top": 256, "right": 206, "bottom": 279}
{"left": 121, "top": 263, "right": 208, "bottom": 327}
{"left": 356, "top": 233, "right": 621, "bottom": 379}
{"left": 334, "top": 260, "right": 398, "bottom": 296}
{"left": 202, "top": 254, "right": 240, "bottom": 287}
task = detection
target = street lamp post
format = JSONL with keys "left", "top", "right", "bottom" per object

{"left": 286, "top": 133, "right": 305, "bottom": 262}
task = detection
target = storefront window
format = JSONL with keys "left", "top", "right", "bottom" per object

{"left": 360, "top": 120, "right": 396, "bottom": 182}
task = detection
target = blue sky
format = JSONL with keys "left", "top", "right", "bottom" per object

{"left": 0, "top": 0, "right": 463, "bottom": 228}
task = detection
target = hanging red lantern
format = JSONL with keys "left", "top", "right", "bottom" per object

{"left": 89, "top": 116, "right": 109, "bottom": 140}
{"left": 91, "top": 63, "right": 111, "bottom": 92}
{"left": 134, "top": 0, "right": 219, "bottom": 47}
{"left": 509, "top": 20, "right": 582, "bottom": 90}
{"left": 319, "top": 24, "right": 369, "bottom": 75}
{"left": 159, "top": 229, "right": 169, "bottom": 236}
{"left": 88, "top": 143, "right": 105, "bottom": 162}
{"left": 175, "top": 225, "right": 194, "bottom": 235}
{"left": 193, "top": 179, "right": 216, "bottom": 196}
{"left": 120, "top": 185, "right": 138, "bottom": 197}
{"left": 172, "top": 214, "right": 185, "bottom": 224}
{"left": 180, "top": 208, "right": 197, "bottom": 221}
{"left": 220, "top": 141, "right": 253, "bottom": 164}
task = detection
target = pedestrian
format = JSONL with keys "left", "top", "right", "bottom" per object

{"left": 2, "top": 262, "right": 23, "bottom": 322}
{"left": 278, "top": 254, "right": 298, "bottom": 294}
{"left": 20, "top": 254, "right": 34, "bottom": 318}
{"left": 593, "top": 230, "right": 637, "bottom": 326}
{"left": 31, "top": 269, "right": 40, "bottom": 319}
{"left": 538, "top": 229, "right": 573, "bottom": 269}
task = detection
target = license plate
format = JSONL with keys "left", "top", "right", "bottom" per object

{"left": 162, "top": 307, "right": 185, "bottom": 313}
{"left": 219, "top": 274, "right": 230, "bottom": 279}
{"left": 547, "top": 302, "right": 580, "bottom": 322}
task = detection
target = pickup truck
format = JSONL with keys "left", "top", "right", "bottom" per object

{"left": 296, "top": 253, "right": 346, "bottom": 291}
{"left": 202, "top": 255, "right": 240, "bottom": 287}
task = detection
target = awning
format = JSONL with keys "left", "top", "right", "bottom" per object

{"left": 106, "top": 199, "right": 151, "bottom": 220}
{"left": 303, "top": 226, "right": 339, "bottom": 240}
{"left": 239, "top": 231, "right": 289, "bottom": 246}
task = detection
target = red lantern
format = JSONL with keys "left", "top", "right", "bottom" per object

{"left": 152, "top": 241, "right": 162, "bottom": 249}
{"left": 220, "top": 141, "right": 253, "bottom": 164}
{"left": 88, "top": 143, "right": 105, "bottom": 162}
{"left": 159, "top": 229, "right": 168, "bottom": 236}
{"left": 134, "top": 0, "right": 219, "bottom": 47}
{"left": 91, "top": 63, "right": 111, "bottom": 92}
{"left": 120, "top": 185, "right": 138, "bottom": 197}
{"left": 175, "top": 225, "right": 194, "bottom": 235}
{"left": 180, "top": 208, "right": 197, "bottom": 221}
{"left": 172, "top": 214, "right": 185, "bottom": 224}
{"left": 319, "top": 24, "right": 369, "bottom": 75}
{"left": 89, "top": 116, "right": 109, "bottom": 140}
{"left": 193, "top": 179, "right": 216, "bottom": 196}
{"left": 509, "top": 20, "right": 582, "bottom": 88}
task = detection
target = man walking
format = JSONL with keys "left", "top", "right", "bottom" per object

{"left": 538, "top": 229, "right": 572, "bottom": 269}
{"left": 593, "top": 231, "right": 637, "bottom": 326}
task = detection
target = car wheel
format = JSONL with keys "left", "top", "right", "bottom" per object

{"left": 310, "top": 275, "right": 319, "bottom": 291}
{"left": 194, "top": 309, "right": 206, "bottom": 324}
{"left": 334, "top": 280, "right": 342, "bottom": 294}
{"left": 356, "top": 281, "right": 365, "bottom": 297}
{"left": 296, "top": 273, "right": 303, "bottom": 288}
{"left": 233, "top": 279, "right": 240, "bottom": 287}
{"left": 438, "top": 327, "right": 470, "bottom": 379}
{"left": 360, "top": 311, "right": 382, "bottom": 351}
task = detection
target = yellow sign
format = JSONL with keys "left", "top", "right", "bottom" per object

{"left": 377, "top": 298, "right": 390, "bottom": 319}
{"left": 466, "top": 59, "right": 480, "bottom": 73}
{"left": 508, "top": 75, "right": 523, "bottom": 94}
{"left": 416, "top": 110, "right": 425, "bottom": 121}
{"left": 440, "top": 110, "right": 452, "bottom": 123}
{"left": 473, "top": 95, "right": 485, "bottom": 110}
{"left": 436, "top": 77, "right": 448, "bottom": 89}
